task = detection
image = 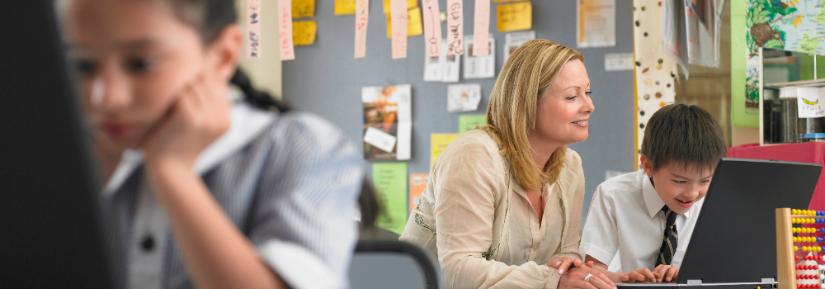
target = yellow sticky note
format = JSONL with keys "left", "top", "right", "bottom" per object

{"left": 497, "top": 2, "right": 532, "bottom": 32}
{"left": 334, "top": 0, "right": 356, "bottom": 15}
{"left": 431, "top": 133, "right": 459, "bottom": 169}
{"left": 292, "top": 0, "right": 315, "bottom": 18}
{"left": 293, "top": 20, "right": 317, "bottom": 46}
{"left": 386, "top": 7, "right": 423, "bottom": 38}
{"left": 383, "top": 0, "right": 418, "bottom": 14}
{"left": 493, "top": 0, "right": 522, "bottom": 2}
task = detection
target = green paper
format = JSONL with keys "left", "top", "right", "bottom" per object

{"left": 732, "top": 0, "right": 758, "bottom": 127}
{"left": 458, "top": 114, "right": 486, "bottom": 133}
{"left": 372, "top": 162, "right": 408, "bottom": 234}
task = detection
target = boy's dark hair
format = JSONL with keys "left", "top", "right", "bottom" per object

{"left": 641, "top": 104, "right": 727, "bottom": 171}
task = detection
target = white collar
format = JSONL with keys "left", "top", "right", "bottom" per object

{"left": 102, "top": 91, "right": 275, "bottom": 197}
{"left": 639, "top": 170, "right": 695, "bottom": 219}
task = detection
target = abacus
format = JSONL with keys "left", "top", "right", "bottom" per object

{"left": 776, "top": 208, "right": 825, "bottom": 289}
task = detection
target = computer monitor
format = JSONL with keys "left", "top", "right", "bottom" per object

{"left": 675, "top": 158, "right": 822, "bottom": 284}
{"left": 0, "top": 2, "right": 120, "bottom": 288}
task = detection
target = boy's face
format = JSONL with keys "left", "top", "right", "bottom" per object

{"left": 641, "top": 156, "right": 714, "bottom": 215}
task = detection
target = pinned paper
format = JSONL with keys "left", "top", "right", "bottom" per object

{"left": 293, "top": 20, "right": 317, "bottom": 46}
{"left": 363, "top": 84, "right": 412, "bottom": 160}
{"left": 422, "top": 0, "right": 442, "bottom": 58}
{"left": 431, "top": 133, "right": 459, "bottom": 169}
{"left": 383, "top": 0, "right": 418, "bottom": 14}
{"left": 278, "top": 0, "right": 295, "bottom": 60}
{"left": 472, "top": 0, "right": 491, "bottom": 56}
{"left": 577, "top": 0, "right": 616, "bottom": 47}
{"left": 464, "top": 35, "right": 495, "bottom": 79}
{"left": 247, "top": 0, "right": 261, "bottom": 58}
{"left": 391, "top": 0, "right": 408, "bottom": 59}
{"left": 292, "top": 0, "right": 315, "bottom": 18}
{"left": 354, "top": 0, "right": 369, "bottom": 58}
{"left": 797, "top": 87, "right": 825, "bottom": 118}
{"left": 409, "top": 173, "right": 428, "bottom": 211}
{"left": 458, "top": 114, "right": 486, "bottom": 133}
{"left": 373, "top": 162, "right": 408, "bottom": 235}
{"left": 447, "top": 84, "right": 482, "bottom": 112}
{"left": 424, "top": 39, "right": 461, "bottom": 83}
{"left": 446, "top": 0, "right": 464, "bottom": 56}
{"left": 386, "top": 7, "right": 423, "bottom": 38}
{"left": 335, "top": 0, "right": 356, "bottom": 15}
{"left": 497, "top": 2, "right": 532, "bottom": 32}
{"left": 504, "top": 30, "right": 535, "bottom": 61}
{"left": 364, "top": 126, "right": 397, "bottom": 152}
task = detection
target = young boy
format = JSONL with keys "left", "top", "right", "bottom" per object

{"left": 580, "top": 104, "right": 727, "bottom": 283}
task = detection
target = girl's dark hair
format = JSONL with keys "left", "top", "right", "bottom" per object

{"left": 168, "top": 0, "right": 289, "bottom": 112}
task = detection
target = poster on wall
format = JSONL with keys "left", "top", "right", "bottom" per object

{"left": 577, "top": 0, "right": 616, "bottom": 48}
{"left": 362, "top": 84, "right": 412, "bottom": 160}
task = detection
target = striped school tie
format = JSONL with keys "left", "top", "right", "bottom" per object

{"left": 656, "top": 206, "right": 678, "bottom": 266}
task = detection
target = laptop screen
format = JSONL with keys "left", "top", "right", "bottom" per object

{"left": 676, "top": 158, "right": 821, "bottom": 283}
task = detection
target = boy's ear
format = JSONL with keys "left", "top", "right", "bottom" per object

{"left": 640, "top": 154, "right": 653, "bottom": 175}
{"left": 207, "top": 24, "right": 242, "bottom": 83}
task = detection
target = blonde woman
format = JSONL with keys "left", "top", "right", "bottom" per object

{"left": 401, "top": 39, "right": 613, "bottom": 289}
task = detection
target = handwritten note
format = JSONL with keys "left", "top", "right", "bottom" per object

{"left": 446, "top": 0, "right": 464, "bottom": 56}
{"left": 292, "top": 20, "right": 317, "bottom": 46}
{"left": 278, "top": 0, "right": 295, "bottom": 60}
{"left": 422, "top": 0, "right": 442, "bottom": 58}
{"left": 354, "top": 0, "right": 369, "bottom": 58}
{"left": 292, "top": 0, "right": 315, "bottom": 18}
{"left": 247, "top": 0, "right": 261, "bottom": 58}
{"left": 373, "top": 162, "right": 408, "bottom": 234}
{"left": 335, "top": 0, "right": 356, "bottom": 15}
{"left": 497, "top": 2, "right": 532, "bottom": 32}
{"left": 472, "top": 0, "right": 491, "bottom": 56}
{"left": 391, "top": 0, "right": 408, "bottom": 59}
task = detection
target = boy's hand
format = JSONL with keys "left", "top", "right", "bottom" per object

{"left": 620, "top": 267, "right": 657, "bottom": 283}
{"left": 653, "top": 264, "right": 679, "bottom": 282}
{"left": 548, "top": 256, "right": 582, "bottom": 274}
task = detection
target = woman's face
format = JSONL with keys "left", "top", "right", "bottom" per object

{"left": 62, "top": 0, "right": 213, "bottom": 151}
{"left": 532, "top": 59, "right": 594, "bottom": 146}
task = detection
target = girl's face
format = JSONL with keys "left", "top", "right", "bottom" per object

{"left": 531, "top": 59, "right": 594, "bottom": 147}
{"left": 62, "top": 0, "right": 223, "bottom": 151}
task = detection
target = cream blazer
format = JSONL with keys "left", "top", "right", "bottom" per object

{"left": 401, "top": 130, "right": 586, "bottom": 289}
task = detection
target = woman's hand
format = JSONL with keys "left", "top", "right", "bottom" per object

{"left": 548, "top": 256, "right": 582, "bottom": 274}
{"left": 141, "top": 74, "right": 231, "bottom": 170}
{"left": 559, "top": 264, "right": 616, "bottom": 289}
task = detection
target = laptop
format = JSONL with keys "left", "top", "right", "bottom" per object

{"left": 0, "top": 2, "right": 121, "bottom": 288}
{"left": 619, "top": 158, "right": 821, "bottom": 288}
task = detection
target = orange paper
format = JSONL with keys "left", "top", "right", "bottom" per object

{"left": 278, "top": 0, "right": 295, "bottom": 60}
{"left": 409, "top": 173, "right": 428, "bottom": 211}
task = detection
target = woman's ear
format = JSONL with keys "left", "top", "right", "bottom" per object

{"left": 207, "top": 24, "right": 242, "bottom": 83}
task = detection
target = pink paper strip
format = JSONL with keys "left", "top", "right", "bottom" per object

{"left": 278, "top": 0, "right": 295, "bottom": 61}
{"left": 354, "top": 0, "right": 370, "bottom": 58}
{"left": 472, "top": 0, "right": 490, "bottom": 56}
{"left": 422, "top": 0, "right": 442, "bottom": 58}
{"left": 446, "top": 0, "right": 464, "bottom": 56}
{"left": 391, "top": 0, "right": 408, "bottom": 59}
{"left": 247, "top": 0, "right": 261, "bottom": 58}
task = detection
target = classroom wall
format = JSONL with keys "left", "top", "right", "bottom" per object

{"left": 283, "top": 1, "right": 636, "bottom": 216}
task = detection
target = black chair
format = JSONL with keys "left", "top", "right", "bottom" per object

{"left": 348, "top": 239, "right": 441, "bottom": 289}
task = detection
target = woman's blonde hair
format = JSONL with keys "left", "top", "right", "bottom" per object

{"left": 483, "top": 39, "right": 583, "bottom": 190}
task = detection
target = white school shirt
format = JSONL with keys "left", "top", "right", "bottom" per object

{"left": 580, "top": 170, "right": 704, "bottom": 272}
